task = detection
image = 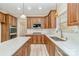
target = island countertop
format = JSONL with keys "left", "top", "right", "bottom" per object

{"left": 0, "top": 37, "right": 31, "bottom": 56}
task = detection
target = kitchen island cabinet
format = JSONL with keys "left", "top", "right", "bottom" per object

{"left": 13, "top": 37, "right": 31, "bottom": 56}
{"left": 26, "top": 35, "right": 45, "bottom": 44}
{"left": 45, "top": 36, "right": 55, "bottom": 56}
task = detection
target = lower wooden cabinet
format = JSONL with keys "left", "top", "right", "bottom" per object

{"left": 26, "top": 35, "right": 45, "bottom": 44}
{"left": 13, "top": 35, "right": 65, "bottom": 56}
{"left": 45, "top": 36, "right": 55, "bottom": 56}
{"left": 55, "top": 47, "right": 62, "bottom": 56}
{"left": 13, "top": 39, "right": 31, "bottom": 56}
{"left": 55, "top": 46, "right": 68, "bottom": 56}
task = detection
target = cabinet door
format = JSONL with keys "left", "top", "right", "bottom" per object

{"left": 41, "top": 35, "right": 45, "bottom": 44}
{"left": 37, "top": 35, "right": 41, "bottom": 44}
{"left": 13, "top": 17, "right": 17, "bottom": 26}
{"left": 0, "top": 12, "right": 5, "bottom": 23}
{"left": 77, "top": 4, "right": 79, "bottom": 24}
{"left": 67, "top": 3, "right": 78, "bottom": 25}
{"left": 24, "top": 42, "right": 30, "bottom": 56}
{"left": 45, "top": 36, "right": 55, "bottom": 56}
{"left": 48, "top": 14, "right": 51, "bottom": 28}
{"left": 27, "top": 19, "right": 31, "bottom": 28}
{"left": 45, "top": 37, "right": 50, "bottom": 54}
{"left": 50, "top": 11, "right": 56, "bottom": 28}
{"left": 44, "top": 17, "right": 49, "bottom": 28}
{"left": 14, "top": 47, "right": 23, "bottom": 56}
{"left": 8, "top": 15, "right": 13, "bottom": 25}
{"left": 49, "top": 42, "right": 55, "bottom": 56}
{"left": 32, "top": 35, "right": 37, "bottom": 44}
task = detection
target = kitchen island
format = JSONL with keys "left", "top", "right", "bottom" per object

{"left": 0, "top": 33, "right": 79, "bottom": 56}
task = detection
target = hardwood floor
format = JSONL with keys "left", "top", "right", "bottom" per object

{"left": 30, "top": 44, "right": 49, "bottom": 56}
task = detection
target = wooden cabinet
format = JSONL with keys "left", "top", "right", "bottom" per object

{"left": 48, "top": 10, "right": 56, "bottom": 28}
{"left": 32, "top": 35, "right": 45, "bottom": 44}
{"left": 7, "top": 14, "right": 17, "bottom": 26}
{"left": 13, "top": 39, "right": 31, "bottom": 56}
{"left": 32, "top": 35, "right": 37, "bottom": 44}
{"left": 44, "top": 16, "right": 49, "bottom": 28}
{"left": 49, "top": 40, "right": 55, "bottom": 56}
{"left": 55, "top": 47, "right": 62, "bottom": 56}
{"left": 27, "top": 17, "right": 45, "bottom": 29}
{"left": 67, "top": 3, "right": 79, "bottom": 26}
{"left": 27, "top": 18, "right": 31, "bottom": 28}
{"left": 44, "top": 10, "right": 56, "bottom": 28}
{"left": 26, "top": 35, "right": 45, "bottom": 44}
{"left": 50, "top": 11, "right": 56, "bottom": 28}
{"left": 8, "top": 15, "right": 13, "bottom": 25}
{"left": 1, "top": 14, "right": 17, "bottom": 42}
{"left": 45, "top": 36, "right": 55, "bottom": 56}
{"left": 0, "top": 12, "right": 5, "bottom": 23}
{"left": 27, "top": 10, "right": 56, "bottom": 29}
{"left": 12, "top": 17, "right": 17, "bottom": 26}
{"left": 55, "top": 46, "right": 68, "bottom": 56}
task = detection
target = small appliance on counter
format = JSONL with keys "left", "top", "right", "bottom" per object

{"left": 32, "top": 24, "right": 41, "bottom": 29}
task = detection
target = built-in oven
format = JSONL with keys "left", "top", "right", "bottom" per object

{"left": 9, "top": 26, "right": 17, "bottom": 39}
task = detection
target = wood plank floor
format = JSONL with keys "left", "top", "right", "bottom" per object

{"left": 30, "top": 44, "right": 49, "bottom": 56}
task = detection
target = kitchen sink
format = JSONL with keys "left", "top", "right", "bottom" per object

{"left": 32, "top": 32, "right": 42, "bottom": 34}
{"left": 50, "top": 37, "right": 63, "bottom": 41}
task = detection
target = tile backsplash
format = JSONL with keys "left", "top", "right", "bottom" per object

{"left": 26, "top": 29, "right": 55, "bottom": 35}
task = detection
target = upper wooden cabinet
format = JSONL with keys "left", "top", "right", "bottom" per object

{"left": 6, "top": 14, "right": 17, "bottom": 26}
{"left": 12, "top": 17, "right": 17, "bottom": 26}
{"left": 27, "top": 17, "right": 45, "bottom": 29}
{"left": 47, "top": 10, "right": 56, "bottom": 28}
{"left": 67, "top": 3, "right": 79, "bottom": 26}
{"left": 50, "top": 10, "right": 56, "bottom": 28}
{"left": 44, "top": 16, "right": 49, "bottom": 28}
{"left": 0, "top": 12, "right": 5, "bottom": 23}
{"left": 27, "top": 10, "right": 56, "bottom": 29}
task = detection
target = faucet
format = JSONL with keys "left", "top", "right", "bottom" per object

{"left": 59, "top": 28, "right": 67, "bottom": 41}
{"left": 60, "top": 29, "right": 63, "bottom": 38}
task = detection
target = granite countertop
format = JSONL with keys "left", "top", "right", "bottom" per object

{"left": 0, "top": 37, "right": 31, "bottom": 56}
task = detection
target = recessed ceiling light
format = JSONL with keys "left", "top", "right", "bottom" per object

{"left": 17, "top": 7, "right": 21, "bottom": 10}
{"left": 27, "top": 7, "right": 31, "bottom": 10}
{"left": 38, "top": 7, "right": 42, "bottom": 10}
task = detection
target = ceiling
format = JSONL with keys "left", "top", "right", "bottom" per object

{"left": 0, "top": 3, "right": 56, "bottom": 17}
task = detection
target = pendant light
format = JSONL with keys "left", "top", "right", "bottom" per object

{"left": 55, "top": 3, "right": 58, "bottom": 16}
{"left": 20, "top": 3, "right": 26, "bottom": 19}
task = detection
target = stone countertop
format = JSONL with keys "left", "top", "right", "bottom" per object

{"left": 0, "top": 37, "right": 31, "bottom": 56}
{"left": 0, "top": 33, "right": 79, "bottom": 56}
{"left": 46, "top": 34, "right": 79, "bottom": 56}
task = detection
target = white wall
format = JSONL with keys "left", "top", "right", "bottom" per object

{"left": 17, "top": 18, "right": 27, "bottom": 36}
